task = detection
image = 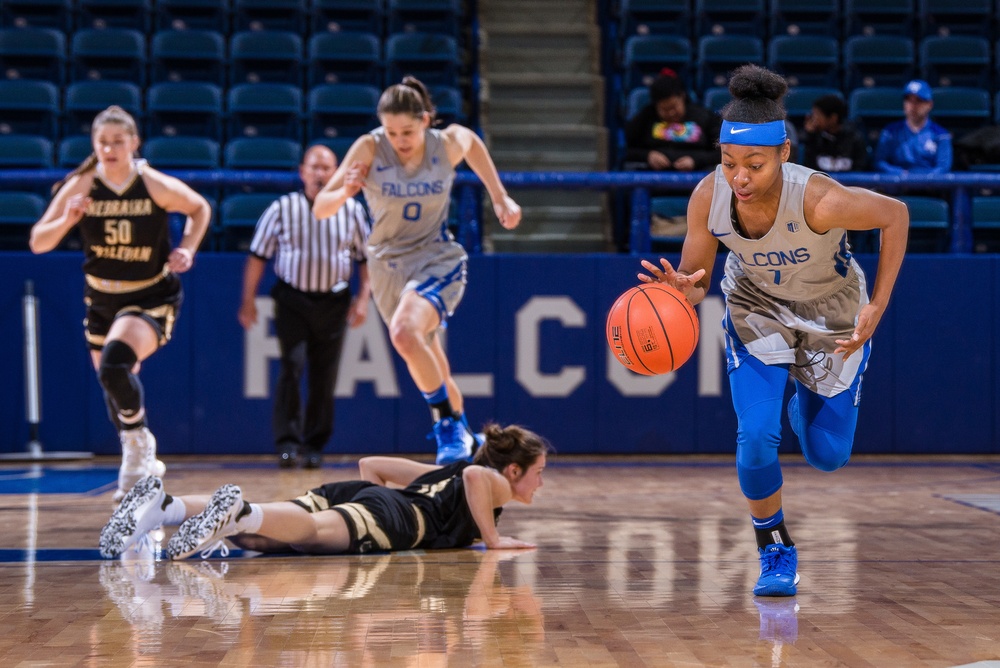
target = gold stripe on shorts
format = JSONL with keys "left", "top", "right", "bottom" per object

{"left": 85, "top": 266, "right": 169, "bottom": 294}
{"left": 294, "top": 490, "right": 332, "bottom": 514}
{"left": 338, "top": 502, "right": 392, "bottom": 550}
{"left": 410, "top": 504, "right": 426, "bottom": 549}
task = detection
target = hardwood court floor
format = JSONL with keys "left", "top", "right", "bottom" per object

{"left": 0, "top": 455, "right": 998, "bottom": 667}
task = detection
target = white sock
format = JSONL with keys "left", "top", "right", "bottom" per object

{"left": 237, "top": 503, "right": 264, "bottom": 534}
{"left": 162, "top": 496, "right": 186, "bottom": 526}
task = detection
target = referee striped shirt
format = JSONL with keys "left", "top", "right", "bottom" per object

{"left": 248, "top": 192, "right": 370, "bottom": 293}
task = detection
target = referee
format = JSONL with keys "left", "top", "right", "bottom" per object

{"left": 238, "top": 145, "right": 371, "bottom": 468}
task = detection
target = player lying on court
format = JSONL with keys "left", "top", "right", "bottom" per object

{"left": 100, "top": 423, "right": 549, "bottom": 560}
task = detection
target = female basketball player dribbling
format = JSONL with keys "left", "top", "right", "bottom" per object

{"left": 30, "top": 105, "right": 211, "bottom": 504}
{"left": 638, "top": 65, "right": 909, "bottom": 597}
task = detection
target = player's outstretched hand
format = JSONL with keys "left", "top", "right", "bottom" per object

{"left": 487, "top": 536, "right": 536, "bottom": 550}
{"left": 638, "top": 258, "right": 705, "bottom": 297}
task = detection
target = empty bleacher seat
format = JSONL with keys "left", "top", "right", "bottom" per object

{"left": 766, "top": 35, "right": 839, "bottom": 88}
{"left": 150, "top": 29, "right": 226, "bottom": 86}
{"left": 385, "top": 32, "right": 460, "bottom": 87}
{"left": 0, "top": 135, "right": 53, "bottom": 168}
{"left": 919, "top": 0, "right": 993, "bottom": 38}
{"left": 307, "top": 31, "right": 382, "bottom": 87}
{"left": 229, "top": 30, "right": 303, "bottom": 86}
{"left": 844, "top": 0, "right": 914, "bottom": 37}
{"left": 1, "top": 0, "right": 72, "bottom": 31}
{"left": 311, "top": 136, "right": 361, "bottom": 161}
{"left": 311, "top": 0, "right": 384, "bottom": 35}
{"left": 622, "top": 35, "right": 691, "bottom": 91}
{"left": 70, "top": 28, "right": 146, "bottom": 85}
{"left": 843, "top": 35, "right": 916, "bottom": 90}
{"left": 619, "top": 0, "right": 690, "bottom": 37}
{"left": 0, "top": 80, "right": 60, "bottom": 137}
{"left": 387, "top": 0, "right": 461, "bottom": 37}
{"left": 701, "top": 86, "right": 731, "bottom": 112}
{"left": 0, "top": 191, "right": 47, "bottom": 250}
{"left": 0, "top": 27, "right": 66, "bottom": 84}
{"left": 971, "top": 196, "right": 1000, "bottom": 251}
{"left": 155, "top": 0, "right": 229, "bottom": 32}
{"left": 143, "top": 136, "right": 220, "bottom": 169}
{"left": 649, "top": 195, "right": 689, "bottom": 243}
{"left": 58, "top": 135, "right": 95, "bottom": 167}
{"left": 225, "top": 137, "right": 303, "bottom": 170}
{"left": 227, "top": 83, "right": 303, "bottom": 141}
{"left": 78, "top": 0, "right": 152, "bottom": 31}
{"left": 64, "top": 80, "right": 143, "bottom": 137}
{"left": 219, "top": 192, "right": 279, "bottom": 250}
{"left": 430, "top": 85, "right": 465, "bottom": 126}
{"left": 768, "top": 0, "right": 839, "bottom": 37}
{"left": 848, "top": 86, "right": 904, "bottom": 145}
{"left": 625, "top": 86, "right": 650, "bottom": 120}
{"left": 919, "top": 36, "right": 991, "bottom": 89}
{"left": 694, "top": 0, "right": 765, "bottom": 37}
{"left": 146, "top": 82, "right": 224, "bottom": 140}
{"left": 233, "top": 0, "right": 308, "bottom": 33}
{"left": 929, "top": 87, "right": 991, "bottom": 139}
{"left": 899, "top": 195, "right": 949, "bottom": 252}
{"left": 695, "top": 35, "right": 764, "bottom": 92}
{"left": 307, "top": 83, "right": 381, "bottom": 141}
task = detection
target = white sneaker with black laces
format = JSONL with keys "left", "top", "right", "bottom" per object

{"left": 167, "top": 484, "right": 247, "bottom": 560}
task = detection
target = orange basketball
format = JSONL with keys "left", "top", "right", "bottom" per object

{"left": 606, "top": 283, "right": 700, "bottom": 375}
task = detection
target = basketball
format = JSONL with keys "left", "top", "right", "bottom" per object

{"left": 606, "top": 283, "right": 700, "bottom": 375}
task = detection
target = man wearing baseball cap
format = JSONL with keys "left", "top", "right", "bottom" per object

{"left": 873, "top": 79, "right": 952, "bottom": 174}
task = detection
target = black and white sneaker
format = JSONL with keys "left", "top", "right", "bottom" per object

{"left": 167, "top": 484, "right": 246, "bottom": 560}
{"left": 99, "top": 475, "right": 166, "bottom": 559}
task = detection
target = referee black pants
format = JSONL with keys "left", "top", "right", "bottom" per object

{"left": 271, "top": 280, "right": 352, "bottom": 454}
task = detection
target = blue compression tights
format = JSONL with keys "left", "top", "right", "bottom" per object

{"left": 730, "top": 355, "right": 858, "bottom": 500}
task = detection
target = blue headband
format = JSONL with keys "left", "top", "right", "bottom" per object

{"left": 720, "top": 120, "right": 787, "bottom": 146}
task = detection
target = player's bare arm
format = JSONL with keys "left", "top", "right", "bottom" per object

{"left": 29, "top": 174, "right": 92, "bottom": 253}
{"left": 358, "top": 456, "right": 440, "bottom": 487}
{"left": 313, "top": 135, "right": 375, "bottom": 218}
{"left": 443, "top": 124, "right": 521, "bottom": 230}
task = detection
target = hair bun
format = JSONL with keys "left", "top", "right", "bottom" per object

{"left": 728, "top": 64, "right": 787, "bottom": 102}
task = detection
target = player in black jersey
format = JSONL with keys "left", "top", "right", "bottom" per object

{"left": 30, "top": 106, "right": 212, "bottom": 504}
{"left": 99, "top": 422, "right": 550, "bottom": 560}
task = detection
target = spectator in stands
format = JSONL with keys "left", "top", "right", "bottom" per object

{"left": 801, "top": 94, "right": 869, "bottom": 173}
{"left": 238, "top": 145, "right": 371, "bottom": 469}
{"left": 873, "top": 80, "right": 952, "bottom": 174}
{"left": 624, "top": 69, "right": 721, "bottom": 172}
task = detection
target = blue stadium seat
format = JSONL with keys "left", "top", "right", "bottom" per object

{"left": 844, "top": 0, "right": 914, "bottom": 37}
{"left": 768, "top": 0, "right": 839, "bottom": 37}
{"left": 0, "top": 80, "right": 60, "bottom": 137}
{"left": 625, "top": 86, "right": 650, "bottom": 119}
{"left": 146, "top": 82, "right": 224, "bottom": 140}
{"left": 929, "top": 87, "right": 991, "bottom": 139}
{"left": 899, "top": 195, "right": 949, "bottom": 251}
{"left": 227, "top": 83, "right": 303, "bottom": 141}
{"left": 229, "top": 30, "right": 303, "bottom": 86}
{"left": 0, "top": 135, "right": 53, "bottom": 167}
{"left": 58, "top": 135, "right": 95, "bottom": 167}
{"left": 307, "top": 31, "right": 382, "bottom": 87}
{"left": 848, "top": 86, "right": 903, "bottom": 145}
{"left": 766, "top": 35, "right": 839, "bottom": 88}
{"left": 0, "top": 27, "right": 65, "bottom": 84}
{"left": 78, "top": 0, "right": 152, "bottom": 31}
{"left": 919, "top": 0, "right": 993, "bottom": 38}
{"left": 225, "top": 137, "right": 303, "bottom": 170}
{"left": 387, "top": 0, "right": 461, "bottom": 38}
{"left": 843, "top": 35, "right": 915, "bottom": 90}
{"left": 430, "top": 85, "right": 465, "bottom": 126}
{"left": 701, "top": 86, "right": 731, "bottom": 112}
{"left": 649, "top": 195, "right": 688, "bottom": 242}
{"left": 219, "top": 193, "right": 278, "bottom": 251}
{"left": 311, "top": 0, "right": 384, "bottom": 35}
{"left": 385, "top": 32, "right": 459, "bottom": 87}
{"left": 150, "top": 29, "right": 226, "bottom": 86}
{"left": 64, "top": 80, "right": 143, "bottom": 137}
{"left": 143, "top": 136, "right": 220, "bottom": 169}
{"left": 307, "top": 83, "right": 381, "bottom": 141}
{"left": 1, "top": 0, "right": 72, "bottom": 31}
{"left": 919, "top": 36, "right": 991, "bottom": 89}
{"left": 155, "top": 0, "right": 229, "bottom": 32}
{"left": 972, "top": 197, "right": 1000, "bottom": 228}
{"left": 0, "top": 191, "right": 47, "bottom": 250}
{"left": 70, "top": 28, "right": 146, "bottom": 85}
{"left": 784, "top": 86, "right": 842, "bottom": 130}
{"left": 695, "top": 35, "right": 764, "bottom": 93}
{"left": 618, "top": 0, "right": 690, "bottom": 37}
{"left": 622, "top": 35, "right": 692, "bottom": 91}
{"left": 694, "top": 0, "right": 766, "bottom": 37}
{"left": 233, "top": 0, "right": 308, "bottom": 33}
{"left": 311, "top": 136, "right": 361, "bottom": 161}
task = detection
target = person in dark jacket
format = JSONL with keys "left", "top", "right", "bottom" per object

{"left": 624, "top": 69, "right": 722, "bottom": 171}
{"left": 801, "top": 94, "right": 869, "bottom": 173}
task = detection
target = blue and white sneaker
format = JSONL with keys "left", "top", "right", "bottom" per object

{"left": 167, "top": 484, "right": 246, "bottom": 560}
{"left": 754, "top": 544, "right": 800, "bottom": 596}
{"left": 100, "top": 475, "right": 166, "bottom": 559}
{"left": 433, "top": 417, "right": 474, "bottom": 465}
{"left": 459, "top": 413, "right": 485, "bottom": 455}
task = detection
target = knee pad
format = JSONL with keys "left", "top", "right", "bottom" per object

{"left": 793, "top": 388, "right": 857, "bottom": 473}
{"left": 800, "top": 428, "right": 852, "bottom": 472}
{"left": 98, "top": 340, "right": 143, "bottom": 416}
